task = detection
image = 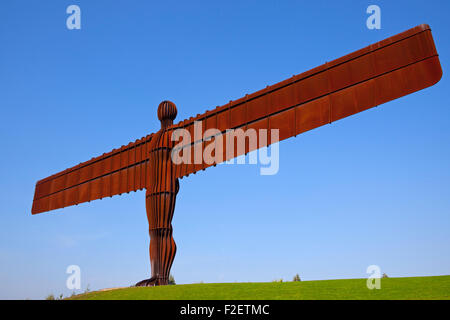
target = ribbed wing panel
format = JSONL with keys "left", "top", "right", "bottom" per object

{"left": 170, "top": 24, "right": 442, "bottom": 179}
{"left": 32, "top": 135, "right": 153, "bottom": 214}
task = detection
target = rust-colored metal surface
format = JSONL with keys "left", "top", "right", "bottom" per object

{"left": 31, "top": 24, "right": 442, "bottom": 285}
{"left": 139, "top": 101, "right": 179, "bottom": 286}
{"left": 31, "top": 135, "right": 154, "bottom": 214}
{"left": 169, "top": 24, "right": 442, "bottom": 177}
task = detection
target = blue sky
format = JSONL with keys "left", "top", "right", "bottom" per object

{"left": 0, "top": 0, "right": 449, "bottom": 299}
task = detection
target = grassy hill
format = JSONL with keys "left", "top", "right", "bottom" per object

{"left": 69, "top": 275, "right": 450, "bottom": 300}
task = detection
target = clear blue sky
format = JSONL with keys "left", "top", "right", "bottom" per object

{"left": 0, "top": 0, "right": 449, "bottom": 299}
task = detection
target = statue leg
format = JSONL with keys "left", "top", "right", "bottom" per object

{"left": 136, "top": 180, "right": 178, "bottom": 286}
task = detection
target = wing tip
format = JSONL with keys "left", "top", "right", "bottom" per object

{"left": 418, "top": 23, "right": 431, "bottom": 31}
{"left": 431, "top": 60, "right": 443, "bottom": 87}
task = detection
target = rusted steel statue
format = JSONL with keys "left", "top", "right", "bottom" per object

{"left": 32, "top": 25, "right": 442, "bottom": 286}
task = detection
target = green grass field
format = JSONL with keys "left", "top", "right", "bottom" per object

{"left": 69, "top": 275, "right": 450, "bottom": 300}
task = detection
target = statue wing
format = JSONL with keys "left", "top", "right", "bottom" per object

{"left": 169, "top": 24, "right": 442, "bottom": 179}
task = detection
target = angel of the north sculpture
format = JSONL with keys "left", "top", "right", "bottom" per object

{"left": 32, "top": 24, "right": 442, "bottom": 286}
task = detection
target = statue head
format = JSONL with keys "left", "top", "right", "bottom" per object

{"left": 157, "top": 100, "right": 177, "bottom": 129}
